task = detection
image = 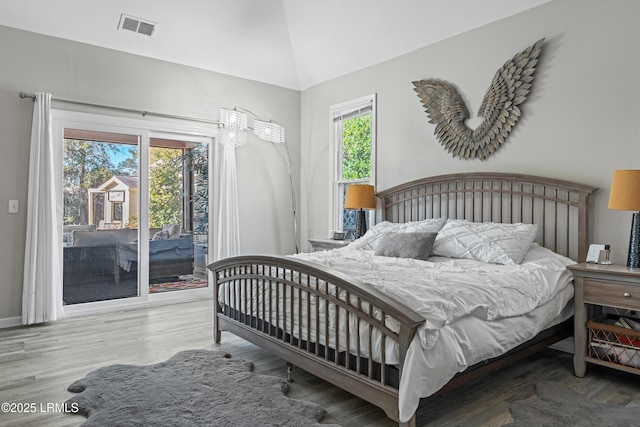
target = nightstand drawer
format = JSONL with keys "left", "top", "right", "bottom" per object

{"left": 584, "top": 279, "right": 640, "bottom": 310}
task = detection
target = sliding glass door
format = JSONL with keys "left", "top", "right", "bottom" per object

{"left": 55, "top": 111, "right": 213, "bottom": 312}
{"left": 62, "top": 129, "right": 140, "bottom": 304}
{"left": 145, "top": 138, "right": 209, "bottom": 295}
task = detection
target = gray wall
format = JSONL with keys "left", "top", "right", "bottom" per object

{"left": 3, "top": 0, "right": 640, "bottom": 323}
{"left": 0, "top": 26, "right": 300, "bottom": 322}
{"left": 300, "top": 0, "right": 640, "bottom": 264}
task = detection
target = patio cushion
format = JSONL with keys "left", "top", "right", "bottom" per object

{"left": 72, "top": 229, "right": 135, "bottom": 247}
{"left": 117, "top": 235, "right": 193, "bottom": 272}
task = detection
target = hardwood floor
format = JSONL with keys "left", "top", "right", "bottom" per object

{"left": 1, "top": 299, "right": 639, "bottom": 426}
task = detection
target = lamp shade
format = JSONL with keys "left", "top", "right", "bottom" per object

{"left": 345, "top": 184, "right": 376, "bottom": 210}
{"left": 219, "top": 107, "right": 248, "bottom": 130}
{"left": 608, "top": 170, "right": 640, "bottom": 211}
{"left": 254, "top": 119, "right": 285, "bottom": 144}
{"left": 217, "top": 126, "right": 246, "bottom": 147}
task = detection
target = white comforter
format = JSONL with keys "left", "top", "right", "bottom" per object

{"left": 291, "top": 242, "right": 575, "bottom": 422}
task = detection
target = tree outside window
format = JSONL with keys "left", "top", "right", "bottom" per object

{"left": 149, "top": 147, "right": 183, "bottom": 228}
{"left": 63, "top": 137, "right": 207, "bottom": 236}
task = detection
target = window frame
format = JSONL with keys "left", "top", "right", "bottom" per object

{"left": 328, "top": 94, "right": 377, "bottom": 233}
{"left": 52, "top": 109, "right": 216, "bottom": 316}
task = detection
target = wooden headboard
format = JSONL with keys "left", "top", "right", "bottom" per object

{"left": 377, "top": 172, "right": 597, "bottom": 262}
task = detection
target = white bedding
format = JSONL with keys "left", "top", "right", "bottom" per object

{"left": 218, "top": 242, "right": 575, "bottom": 423}
{"left": 291, "top": 242, "right": 576, "bottom": 422}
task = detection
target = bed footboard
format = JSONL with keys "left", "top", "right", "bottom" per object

{"left": 209, "top": 255, "right": 425, "bottom": 423}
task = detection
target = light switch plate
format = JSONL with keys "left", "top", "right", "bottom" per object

{"left": 8, "top": 200, "right": 19, "bottom": 214}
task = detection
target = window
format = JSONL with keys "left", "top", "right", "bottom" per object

{"left": 330, "top": 94, "right": 376, "bottom": 233}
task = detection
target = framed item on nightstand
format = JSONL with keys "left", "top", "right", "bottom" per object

{"left": 586, "top": 244, "right": 611, "bottom": 264}
{"left": 586, "top": 244, "right": 605, "bottom": 263}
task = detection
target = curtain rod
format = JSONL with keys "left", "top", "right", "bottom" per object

{"left": 19, "top": 92, "right": 221, "bottom": 126}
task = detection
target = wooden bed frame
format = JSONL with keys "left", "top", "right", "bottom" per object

{"left": 208, "top": 172, "right": 597, "bottom": 426}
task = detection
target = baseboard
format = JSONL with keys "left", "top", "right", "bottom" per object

{"left": 62, "top": 291, "right": 212, "bottom": 319}
{"left": 0, "top": 291, "right": 212, "bottom": 327}
{"left": 0, "top": 316, "right": 22, "bottom": 329}
{"left": 550, "top": 336, "right": 574, "bottom": 354}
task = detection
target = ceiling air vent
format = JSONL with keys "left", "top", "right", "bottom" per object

{"left": 118, "top": 14, "right": 157, "bottom": 37}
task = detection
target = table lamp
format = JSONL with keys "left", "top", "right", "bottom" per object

{"left": 345, "top": 184, "right": 376, "bottom": 239}
{"left": 608, "top": 169, "right": 640, "bottom": 268}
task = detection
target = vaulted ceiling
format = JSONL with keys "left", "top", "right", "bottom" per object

{"left": 0, "top": 0, "right": 551, "bottom": 90}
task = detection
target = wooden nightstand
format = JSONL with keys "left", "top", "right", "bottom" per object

{"left": 568, "top": 263, "right": 640, "bottom": 377}
{"left": 308, "top": 239, "right": 349, "bottom": 252}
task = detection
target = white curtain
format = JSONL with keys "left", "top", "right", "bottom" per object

{"left": 212, "top": 142, "right": 240, "bottom": 260}
{"left": 22, "top": 92, "right": 62, "bottom": 325}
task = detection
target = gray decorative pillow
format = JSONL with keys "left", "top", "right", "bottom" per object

{"left": 374, "top": 232, "right": 438, "bottom": 261}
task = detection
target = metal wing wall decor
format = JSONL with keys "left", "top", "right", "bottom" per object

{"left": 412, "top": 38, "right": 544, "bottom": 160}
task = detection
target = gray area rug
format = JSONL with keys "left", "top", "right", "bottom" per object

{"left": 506, "top": 381, "right": 640, "bottom": 427}
{"left": 66, "top": 349, "right": 340, "bottom": 426}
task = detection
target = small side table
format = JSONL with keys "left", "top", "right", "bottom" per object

{"left": 568, "top": 262, "right": 640, "bottom": 377}
{"left": 308, "top": 239, "right": 349, "bottom": 252}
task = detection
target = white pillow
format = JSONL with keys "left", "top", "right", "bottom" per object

{"left": 431, "top": 219, "right": 538, "bottom": 265}
{"left": 350, "top": 217, "right": 447, "bottom": 250}
{"left": 162, "top": 224, "right": 181, "bottom": 239}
